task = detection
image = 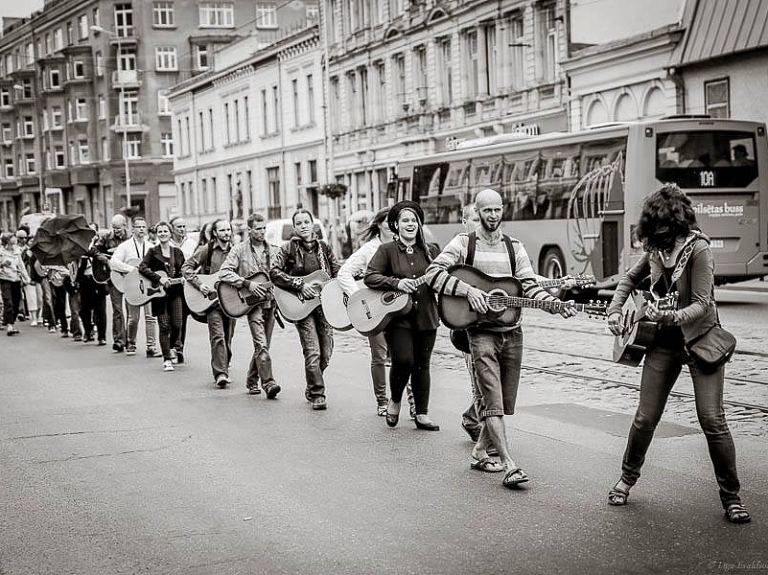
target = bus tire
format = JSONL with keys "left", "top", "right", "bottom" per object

{"left": 541, "top": 248, "right": 567, "bottom": 298}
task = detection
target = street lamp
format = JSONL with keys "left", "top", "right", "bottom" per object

{"left": 91, "top": 24, "right": 131, "bottom": 212}
{"left": 13, "top": 83, "right": 45, "bottom": 212}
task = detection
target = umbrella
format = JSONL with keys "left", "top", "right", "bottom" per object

{"left": 30, "top": 215, "right": 96, "bottom": 266}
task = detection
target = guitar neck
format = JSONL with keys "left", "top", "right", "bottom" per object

{"left": 537, "top": 278, "right": 565, "bottom": 289}
{"left": 491, "top": 295, "right": 586, "bottom": 313}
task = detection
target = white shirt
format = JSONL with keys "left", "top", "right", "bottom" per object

{"left": 110, "top": 236, "right": 155, "bottom": 274}
{"left": 337, "top": 237, "right": 382, "bottom": 295}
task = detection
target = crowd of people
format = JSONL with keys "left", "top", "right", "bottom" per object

{"left": 0, "top": 184, "right": 750, "bottom": 524}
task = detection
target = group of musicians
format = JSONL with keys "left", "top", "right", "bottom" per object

{"left": 3, "top": 183, "right": 750, "bottom": 524}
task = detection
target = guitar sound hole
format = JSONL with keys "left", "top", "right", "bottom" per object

{"left": 381, "top": 292, "right": 397, "bottom": 306}
{"left": 486, "top": 290, "right": 507, "bottom": 314}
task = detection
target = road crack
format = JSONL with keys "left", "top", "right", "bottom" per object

{"left": 29, "top": 434, "right": 193, "bottom": 464}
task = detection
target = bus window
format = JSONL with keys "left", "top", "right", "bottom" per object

{"left": 656, "top": 131, "right": 758, "bottom": 188}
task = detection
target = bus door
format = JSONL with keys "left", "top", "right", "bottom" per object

{"left": 655, "top": 126, "right": 765, "bottom": 280}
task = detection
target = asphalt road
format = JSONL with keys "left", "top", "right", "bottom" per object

{"left": 1, "top": 317, "right": 766, "bottom": 575}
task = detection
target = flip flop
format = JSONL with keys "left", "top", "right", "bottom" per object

{"left": 502, "top": 467, "right": 529, "bottom": 488}
{"left": 470, "top": 457, "right": 504, "bottom": 473}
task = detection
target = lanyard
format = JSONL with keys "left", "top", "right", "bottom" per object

{"left": 133, "top": 239, "right": 145, "bottom": 259}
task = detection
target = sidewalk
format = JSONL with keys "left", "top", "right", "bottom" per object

{"left": 718, "top": 276, "right": 768, "bottom": 292}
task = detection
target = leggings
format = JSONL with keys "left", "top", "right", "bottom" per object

{"left": 384, "top": 325, "right": 436, "bottom": 415}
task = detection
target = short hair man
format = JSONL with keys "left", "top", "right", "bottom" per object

{"left": 93, "top": 214, "right": 129, "bottom": 351}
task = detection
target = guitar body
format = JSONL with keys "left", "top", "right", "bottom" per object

{"left": 47, "top": 268, "right": 66, "bottom": 288}
{"left": 613, "top": 290, "right": 677, "bottom": 367}
{"left": 320, "top": 279, "right": 364, "bottom": 331}
{"left": 184, "top": 273, "right": 220, "bottom": 315}
{"left": 273, "top": 270, "right": 331, "bottom": 323}
{"left": 110, "top": 258, "right": 141, "bottom": 293}
{"left": 91, "top": 257, "right": 111, "bottom": 284}
{"left": 217, "top": 272, "right": 272, "bottom": 318}
{"left": 346, "top": 287, "right": 413, "bottom": 336}
{"left": 124, "top": 271, "right": 182, "bottom": 306}
{"left": 438, "top": 265, "right": 522, "bottom": 330}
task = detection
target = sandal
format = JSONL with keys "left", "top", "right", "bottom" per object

{"left": 725, "top": 503, "right": 751, "bottom": 524}
{"left": 608, "top": 483, "right": 630, "bottom": 506}
{"left": 470, "top": 457, "right": 504, "bottom": 473}
{"left": 502, "top": 467, "right": 529, "bottom": 488}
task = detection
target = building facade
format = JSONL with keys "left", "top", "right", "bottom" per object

{"left": 322, "top": 0, "right": 570, "bottom": 216}
{"left": 169, "top": 25, "right": 328, "bottom": 228}
{"left": 0, "top": 0, "right": 318, "bottom": 230}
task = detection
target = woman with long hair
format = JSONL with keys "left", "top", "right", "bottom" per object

{"left": 138, "top": 221, "right": 185, "bottom": 372}
{"left": 606, "top": 184, "right": 750, "bottom": 524}
{"left": 270, "top": 209, "right": 340, "bottom": 410}
{"left": 0, "top": 232, "right": 30, "bottom": 335}
{"left": 365, "top": 201, "right": 441, "bottom": 431}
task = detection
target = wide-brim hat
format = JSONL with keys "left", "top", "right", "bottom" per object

{"left": 387, "top": 200, "right": 424, "bottom": 234}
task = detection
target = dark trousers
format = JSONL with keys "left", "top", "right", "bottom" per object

{"left": 620, "top": 344, "right": 741, "bottom": 509}
{"left": 108, "top": 284, "right": 126, "bottom": 346}
{"left": 0, "top": 280, "right": 21, "bottom": 325}
{"left": 295, "top": 308, "right": 334, "bottom": 400}
{"left": 79, "top": 276, "right": 107, "bottom": 340}
{"left": 52, "top": 281, "right": 81, "bottom": 336}
{"left": 246, "top": 305, "right": 276, "bottom": 389}
{"left": 368, "top": 332, "right": 389, "bottom": 406}
{"left": 207, "top": 306, "right": 235, "bottom": 379}
{"left": 40, "top": 278, "right": 55, "bottom": 327}
{"left": 157, "top": 294, "right": 184, "bottom": 360}
{"left": 384, "top": 326, "right": 437, "bottom": 415}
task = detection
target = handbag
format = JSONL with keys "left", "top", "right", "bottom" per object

{"left": 450, "top": 329, "right": 470, "bottom": 354}
{"left": 686, "top": 324, "right": 737, "bottom": 371}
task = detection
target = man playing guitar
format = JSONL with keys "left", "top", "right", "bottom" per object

{"left": 426, "top": 189, "right": 576, "bottom": 487}
{"left": 218, "top": 213, "right": 281, "bottom": 398}
{"left": 181, "top": 219, "right": 235, "bottom": 388}
{"left": 110, "top": 217, "right": 160, "bottom": 357}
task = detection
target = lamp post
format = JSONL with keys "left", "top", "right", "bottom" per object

{"left": 13, "top": 83, "right": 45, "bottom": 212}
{"left": 91, "top": 25, "right": 131, "bottom": 213}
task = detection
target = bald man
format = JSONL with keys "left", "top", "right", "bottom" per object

{"left": 93, "top": 214, "right": 130, "bottom": 351}
{"left": 427, "top": 188, "right": 576, "bottom": 488}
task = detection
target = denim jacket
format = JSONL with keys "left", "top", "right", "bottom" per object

{"left": 607, "top": 232, "right": 718, "bottom": 344}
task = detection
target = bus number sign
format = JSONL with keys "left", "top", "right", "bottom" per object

{"left": 699, "top": 170, "right": 716, "bottom": 187}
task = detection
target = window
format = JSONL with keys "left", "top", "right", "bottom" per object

{"left": 54, "top": 28, "right": 63, "bottom": 51}
{"left": 21, "top": 79, "right": 32, "bottom": 99}
{"left": 119, "top": 48, "right": 136, "bottom": 71}
{"left": 5, "top": 159, "right": 14, "bottom": 178}
{"left": 120, "top": 91, "right": 139, "bottom": 124}
{"left": 307, "top": 74, "right": 315, "bottom": 124}
{"left": 243, "top": 96, "right": 250, "bottom": 140}
{"left": 78, "top": 141, "right": 90, "bottom": 164}
{"left": 153, "top": 1, "right": 175, "bottom": 26}
{"left": 374, "top": 62, "right": 386, "bottom": 122}
{"left": 158, "top": 90, "right": 171, "bottom": 115}
{"left": 68, "top": 100, "right": 74, "bottom": 123}
{"left": 224, "top": 102, "right": 230, "bottom": 143}
{"left": 125, "top": 134, "right": 141, "bottom": 158}
{"left": 43, "top": 112, "right": 49, "bottom": 131}
{"left": 51, "top": 107, "right": 63, "bottom": 128}
{"left": 233, "top": 98, "right": 240, "bottom": 141}
{"left": 49, "top": 69, "right": 61, "bottom": 88}
{"left": 272, "top": 85, "right": 279, "bottom": 133}
{"left": 261, "top": 89, "right": 268, "bottom": 134}
{"left": 267, "top": 166, "right": 280, "bottom": 207}
{"left": 195, "top": 45, "right": 209, "bottom": 70}
{"left": 508, "top": 13, "right": 525, "bottom": 89}
{"left": 95, "top": 52, "right": 103, "bottom": 76}
{"left": 414, "top": 45, "right": 427, "bottom": 104}
{"left": 161, "top": 132, "right": 174, "bottom": 157}
{"left": 437, "top": 38, "right": 452, "bottom": 106}
{"left": 73, "top": 60, "right": 85, "bottom": 78}
{"left": 45, "top": 34, "right": 52, "bottom": 55}
{"left": 347, "top": 71, "right": 357, "bottom": 128}
{"left": 67, "top": 22, "right": 74, "bottom": 46}
{"left": 115, "top": 4, "right": 134, "bottom": 37}
{"left": 26, "top": 153, "right": 36, "bottom": 174}
{"left": 484, "top": 25, "right": 497, "bottom": 94}
{"left": 208, "top": 108, "right": 215, "bottom": 148}
{"left": 25, "top": 42, "right": 34, "bottom": 66}
{"left": 330, "top": 76, "right": 339, "bottom": 131}
{"left": 23, "top": 117, "right": 34, "bottom": 137}
{"left": 101, "top": 137, "right": 109, "bottom": 161}
{"left": 538, "top": 3, "right": 558, "bottom": 82}
{"left": 0, "top": 89, "right": 8, "bottom": 107}
{"left": 705, "top": 78, "right": 729, "bottom": 118}
{"left": 359, "top": 67, "right": 369, "bottom": 126}
{"left": 199, "top": 2, "right": 234, "bottom": 27}
{"left": 464, "top": 29, "right": 479, "bottom": 98}
{"left": 295, "top": 162, "right": 302, "bottom": 189}
{"left": 393, "top": 53, "right": 405, "bottom": 109}
{"left": 155, "top": 47, "right": 178, "bottom": 71}
{"left": 93, "top": 7, "right": 100, "bottom": 27}
{"left": 98, "top": 95, "right": 106, "bottom": 119}
{"left": 292, "top": 79, "right": 300, "bottom": 127}
{"left": 309, "top": 159, "right": 317, "bottom": 183}
{"left": 78, "top": 14, "right": 89, "bottom": 39}
{"left": 1, "top": 123, "right": 10, "bottom": 142}
{"left": 54, "top": 145, "right": 65, "bottom": 168}
{"left": 75, "top": 98, "right": 88, "bottom": 120}
{"left": 256, "top": 2, "right": 277, "bottom": 27}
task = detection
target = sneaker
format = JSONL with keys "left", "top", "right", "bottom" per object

{"left": 247, "top": 384, "right": 262, "bottom": 395}
{"left": 311, "top": 397, "right": 327, "bottom": 410}
{"left": 48, "top": 327, "right": 57, "bottom": 333}
{"left": 163, "top": 360, "right": 174, "bottom": 372}
{"left": 83, "top": 335, "right": 94, "bottom": 343}
{"left": 215, "top": 374, "right": 230, "bottom": 388}
{"left": 175, "top": 350, "right": 184, "bottom": 364}
{"left": 112, "top": 343, "right": 124, "bottom": 353}
{"left": 73, "top": 335, "right": 82, "bottom": 342}
{"left": 409, "top": 404, "right": 417, "bottom": 420}
{"left": 265, "top": 382, "right": 281, "bottom": 399}
{"left": 30, "top": 320, "right": 38, "bottom": 327}
{"left": 146, "top": 347, "right": 162, "bottom": 358}
{"left": 97, "top": 339, "right": 107, "bottom": 346}
{"left": 461, "top": 422, "right": 481, "bottom": 443}
{"left": 61, "top": 332, "right": 69, "bottom": 338}
{"left": 377, "top": 405, "right": 388, "bottom": 417}
{"left": 125, "top": 345, "right": 137, "bottom": 356}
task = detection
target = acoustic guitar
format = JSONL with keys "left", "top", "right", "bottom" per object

{"left": 437, "top": 265, "right": 606, "bottom": 330}
{"left": 183, "top": 273, "right": 221, "bottom": 315}
{"left": 272, "top": 270, "right": 332, "bottom": 323}
{"left": 217, "top": 272, "right": 273, "bottom": 318}
{"left": 612, "top": 290, "right": 679, "bottom": 367}
{"left": 47, "top": 267, "right": 67, "bottom": 288}
{"left": 538, "top": 274, "right": 597, "bottom": 291}
{"left": 110, "top": 258, "right": 141, "bottom": 293}
{"left": 320, "top": 278, "right": 364, "bottom": 331}
{"left": 124, "top": 270, "right": 184, "bottom": 307}
{"left": 346, "top": 276, "right": 428, "bottom": 336}
{"left": 91, "top": 256, "right": 111, "bottom": 284}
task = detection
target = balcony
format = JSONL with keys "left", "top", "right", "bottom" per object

{"left": 108, "top": 28, "right": 139, "bottom": 46}
{"left": 111, "top": 113, "right": 147, "bottom": 133}
{"left": 112, "top": 69, "right": 142, "bottom": 89}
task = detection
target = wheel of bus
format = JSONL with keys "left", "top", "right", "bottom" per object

{"left": 541, "top": 248, "right": 567, "bottom": 298}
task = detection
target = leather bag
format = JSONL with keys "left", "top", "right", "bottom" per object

{"left": 686, "top": 325, "right": 736, "bottom": 372}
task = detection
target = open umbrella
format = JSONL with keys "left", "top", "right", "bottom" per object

{"left": 30, "top": 215, "right": 96, "bottom": 266}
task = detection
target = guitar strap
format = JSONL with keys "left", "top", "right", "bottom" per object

{"left": 669, "top": 237, "right": 697, "bottom": 285}
{"left": 465, "top": 231, "right": 517, "bottom": 276}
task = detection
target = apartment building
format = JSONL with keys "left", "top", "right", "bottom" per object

{"left": 0, "top": 0, "right": 318, "bottom": 230}
{"left": 169, "top": 25, "right": 327, "bottom": 227}
{"left": 323, "top": 0, "right": 569, "bottom": 214}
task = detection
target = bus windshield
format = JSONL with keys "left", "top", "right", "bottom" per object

{"left": 656, "top": 131, "right": 757, "bottom": 188}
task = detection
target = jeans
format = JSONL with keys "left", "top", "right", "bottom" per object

{"left": 78, "top": 276, "right": 107, "bottom": 340}
{"left": 108, "top": 284, "right": 126, "bottom": 346}
{"left": 246, "top": 305, "right": 276, "bottom": 389}
{"left": 295, "top": 308, "right": 334, "bottom": 400}
{"left": 0, "top": 280, "right": 21, "bottom": 325}
{"left": 469, "top": 328, "right": 523, "bottom": 418}
{"left": 384, "top": 326, "right": 437, "bottom": 415}
{"left": 620, "top": 344, "right": 742, "bottom": 509}
{"left": 207, "top": 306, "right": 235, "bottom": 379}
{"left": 157, "top": 294, "right": 184, "bottom": 361}
{"left": 52, "top": 282, "right": 82, "bottom": 336}
{"left": 461, "top": 352, "right": 481, "bottom": 431}
{"left": 40, "top": 278, "right": 54, "bottom": 327}
{"left": 126, "top": 302, "right": 158, "bottom": 349}
{"left": 368, "top": 332, "right": 389, "bottom": 406}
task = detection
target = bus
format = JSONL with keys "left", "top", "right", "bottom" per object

{"left": 394, "top": 117, "right": 768, "bottom": 290}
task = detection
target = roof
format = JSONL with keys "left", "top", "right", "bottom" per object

{"left": 676, "top": 0, "right": 768, "bottom": 66}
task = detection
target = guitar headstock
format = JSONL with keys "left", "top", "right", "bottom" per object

{"left": 567, "top": 274, "right": 597, "bottom": 289}
{"left": 581, "top": 299, "right": 608, "bottom": 319}
{"left": 656, "top": 291, "right": 679, "bottom": 311}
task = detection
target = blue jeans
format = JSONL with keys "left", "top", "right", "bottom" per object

{"left": 469, "top": 328, "right": 523, "bottom": 418}
{"left": 620, "top": 344, "right": 741, "bottom": 509}
{"left": 295, "top": 308, "right": 334, "bottom": 400}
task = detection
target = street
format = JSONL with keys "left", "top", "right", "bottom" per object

{"left": 1, "top": 291, "right": 767, "bottom": 575}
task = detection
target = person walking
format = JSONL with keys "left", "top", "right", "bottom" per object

{"left": 169, "top": 217, "right": 196, "bottom": 364}
{"left": 93, "top": 214, "right": 130, "bottom": 352}
{"left": 0, "top": 232, "right": 30, "bottom": 336}
{"left": 605, "top": 183, "right": 750, "bottom": 524}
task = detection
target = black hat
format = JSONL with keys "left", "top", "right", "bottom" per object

{"left": 387, "top": 200, "right": 424, "bottom": 234}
